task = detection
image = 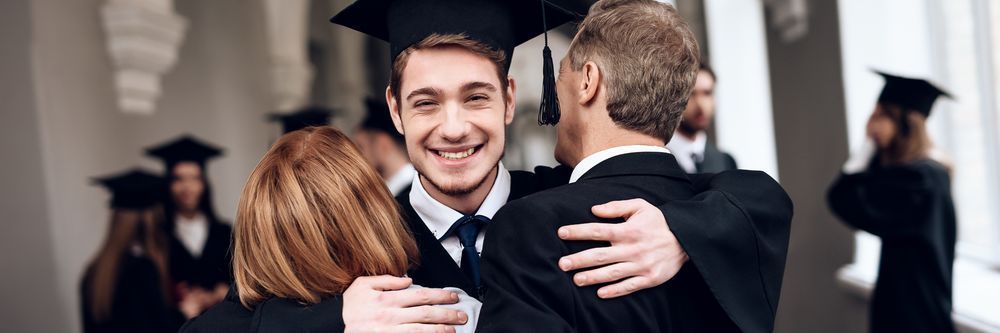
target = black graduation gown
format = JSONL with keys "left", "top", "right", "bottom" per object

{"left": 827, "top": 159, "right": 956, "bottom": 333}
{"left": 697, "top": 141, "right": 738, "bottom": 173}
{"left": 169, "top": 220, "right": 233, "bottom": 290}
{"left": 80, "top": 256, "right": 185, "bottom": 333}
{"left": 477, "top": 153, "right": 792, "bottom": 333}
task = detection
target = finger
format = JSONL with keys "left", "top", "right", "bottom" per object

{"left": 383, "top": 287, "right": 460, "bottom": 307}
{"left": 590, "top": 199, "right": 649, "bottom": 219}
{"left": 597, "top": 275, "right": 655, "bottom": 299}
{"left": 558, "top": 245, "right": 628, "bottom": 271}
{"left": 558, "top": 223, "right": 618, "bottom": 242}
{"left": 391, "top": 324, "right": 457, "bottom": 333}
{"left": 572, "top": 262, "right": 642, "bottom": 287}
{"left": 359, "top": 275, "right": 413, "bottom": 291}
{"left": 395, "top": 305, "right": 468, "bottom": 325}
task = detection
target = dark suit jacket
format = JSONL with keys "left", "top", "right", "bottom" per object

{"left": 477, "top": 153, "right": 791, "bottom": 333}
{"left": 828, "top": 159, "right": 956, "bottom": 333}
{"left": 698, "top": 141, "right": 738, "bottom": 173}
{"left": 169, "top": 221, "right": 233, "bottom": 290}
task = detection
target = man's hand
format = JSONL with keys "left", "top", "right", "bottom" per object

{"left": 343, "top": 275, "right": 468, "bottom": 333}
{"left": 557, "top": 199, "right": 688, "bottom": 299}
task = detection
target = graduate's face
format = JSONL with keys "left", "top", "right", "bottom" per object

{"left": 867, "top": 104, "right": 898, "bottom": 149}
{"left": 680, "top": 70, "right": 715, "bottom": 134}
{"left": 388, "top": 47, "right": 516, "bottom": 196}
{"left": 170, "top": 162, "right": 204, "bottom": 213}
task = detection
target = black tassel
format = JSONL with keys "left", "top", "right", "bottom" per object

{"left": 538, "top": 1, "right": 560, "bottom": 126}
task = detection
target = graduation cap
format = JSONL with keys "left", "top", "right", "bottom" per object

{"left": 359, "top": 97, "right": 403, "bottom": 142}
{"left": 93, "top": 168, "right": 166, "bottom": 209}
{"left": 330, "top": 0, "right": 585, "bottom": 126}
{"left": 875, "top": 70, "right": 952, "bottom": 118}
{"left": 145, "top": 135, "right": 224, "bottom": 170}
{"left": 269, "top": 106, "right": 335, "bottom": 134}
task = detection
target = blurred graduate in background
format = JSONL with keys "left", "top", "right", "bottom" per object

{"left": 80, "top": 169, "right": 199, "bottom": 333}
{"left": 145, "top": 136, "right": 232, "bottom": 316}
{"left": 827, "top": 71, "right": 956, "bottom": 333}
{"left": 352, "top": 97, "right": 414, "bottom": 196}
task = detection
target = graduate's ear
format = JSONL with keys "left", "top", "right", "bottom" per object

{"left": 579, "top": 61, "right": 601, "bottom": 106}
{"left": 505, "top": 76, "right": 517, "bottom": 125}
{"left": 386, "top": 86, "right": 405, "bottom": 136}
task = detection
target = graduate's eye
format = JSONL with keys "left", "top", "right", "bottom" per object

{"left": 466, "top": 94, "right": 490, "bottom": 103}
{"left": 413, "top": 100, "right": 438, "bottom": 109}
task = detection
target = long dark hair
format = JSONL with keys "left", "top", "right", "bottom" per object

{"left": 86, "top": 206, "right": 172, "bottom": 321}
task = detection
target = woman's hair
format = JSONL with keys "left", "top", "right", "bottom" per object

{"left": 233, "top": 126, "right": 418, "bottom": 308}
{"left": 878, "top": 103, "right": 935, "bottom": 166}
{"left": 86, "top": 206, "right": 171, "bottom": 321}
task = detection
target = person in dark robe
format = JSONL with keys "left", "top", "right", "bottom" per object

{"left": 268, "top": 106, "right": 334, "bottom": 134}
{"left": 145, "top": 135, "right": 232, "bottom": 315}
{"left": 667, "top": 62, "right": 738, "bottom": 173}
{"left": 352, "top": 97, "right": 415, "bottom": 196}
{"left": 180, "top": 0, "right": 790, "bottom": 331}
{"left": 828, "top": 71, "right": 956, "bottom": 333}
{"left": 478, "top": 1, "right": 790, "bottom": 332}
{"left": 80, "top": 169, "right": 200, "bottom": 333}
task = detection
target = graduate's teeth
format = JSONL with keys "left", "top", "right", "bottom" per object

{"left": 437, "top": 147, "right": 476, "bottom": 160}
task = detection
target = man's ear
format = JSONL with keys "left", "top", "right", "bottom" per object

{"left": 580, "top": 61, "right": 601, "bottom": 105}
{"left": 385, "top": 86, "right": 405, "bottom": 135}
{"left": 505, "top": 76, "right": 517, "bottom": 125}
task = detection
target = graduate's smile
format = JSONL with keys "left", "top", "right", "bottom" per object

{"left": 429, "top": 144, "right": 484, "bottom": 166}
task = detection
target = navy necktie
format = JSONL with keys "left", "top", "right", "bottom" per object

{"left": 692, "top": 152, "right": 703, "bottom": 173}
{"left": 440, "top": 215, "right": 491, "bottom": 290}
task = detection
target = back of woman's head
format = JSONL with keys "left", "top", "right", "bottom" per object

{"left": 233, "top": 126, "right": 417, "bottom": 308}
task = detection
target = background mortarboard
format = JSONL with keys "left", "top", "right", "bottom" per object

{"left": 269, "top": 106, "right": 335, "bottom": 134}
{"left": 145, "top": 135, "right": 224, "bottom": 170}
{"left": 93, "top": 168, "right": 166, "bottom": 209}
{"left": 360, "top": 97, "right": 403, "bottom": 142}
{"left": 875, "top": 70, "right": 952, "bottom": 118}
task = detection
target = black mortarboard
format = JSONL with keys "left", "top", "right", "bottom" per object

{"left": 875, "top": 70, "right": 952, "bottom": 118}
{"left": 145, "top": 135, "right": 224, "bottom": 170}
{"left": 93, "top": 168, "right": 166, "bottom": 209}
{"left": 269, "top": 106, "right": 335, "bottom": 134}
{"left": 359, "top": 97, "right": 402, "bottom": 141}
{"left": 330, "top": 0, "right": 585, "bottom": 126}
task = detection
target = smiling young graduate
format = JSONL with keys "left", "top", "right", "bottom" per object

{"left": 181, "top": 0, "right": 792, "bottom": 332}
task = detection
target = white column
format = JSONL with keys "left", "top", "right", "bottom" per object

{"left": 261, "top": 0, "right": 313, "bottom": 112}
{"left": 100, "top": 0, "right": 188, "bottom": 115}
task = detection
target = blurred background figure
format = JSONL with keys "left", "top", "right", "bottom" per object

{"left": 667, "top": 62, "right": 737, "bottom": 174}
{"left": 81, "top": 169, "right": 196, "bottom": 333}
{"left": 828, "top": 72, "right": 956, "bottom": 333}
{"left": 353, "top": 97, "right": 415, "bottom": 196}
{"left": 269, "top": 106, "right": 335, "bottom": 134}
{"left": 144, "top": 136, "right": 232, "bottom": 316}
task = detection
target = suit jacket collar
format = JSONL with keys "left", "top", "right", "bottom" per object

{"left": 577, "top": 152, "right": 690, "bottom": 184}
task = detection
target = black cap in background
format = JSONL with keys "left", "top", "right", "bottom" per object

{"left": 93, "top": 168, "right": 166, "bottom": 209}
{"left": 875, "top": 70, "right": 952, "bottom": 118}
{"left": 145, "top": 135, "right": 224, "bottom": 170}
{"left": 269, "top": 106, "right": 335, "bottom": 134}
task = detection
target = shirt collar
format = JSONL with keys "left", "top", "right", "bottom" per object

{"left": 408, "top": 162, "right": 511, "bottom": 239}
{"left": 569, "top": 145, "right": 672, "bottom": 183}
{"left": 386, "top": 163, "right": 416, "bottom": 196}
{"left": 666, "top": 131, "right": 708, "bottom": 158}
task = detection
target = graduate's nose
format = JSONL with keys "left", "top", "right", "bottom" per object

{"left": 439, "top": 102, "right": 469, "bottom": 142}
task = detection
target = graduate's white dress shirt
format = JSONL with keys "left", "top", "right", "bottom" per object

{"left": 409, "top": 162, "right": 511, "bottom": 266}
{"left": 569, "top": 145, "right": 673, "bottom": 184}
{"left": 386, "top": 163, "right": 416, "bottom": 197}
{"left": 175, "top": 213, "right": 208, "bottom": 258}
{"left": 666, "top": 131, "right": 707, "bottom": 174}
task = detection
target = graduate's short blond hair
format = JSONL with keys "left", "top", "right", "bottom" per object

{"left": 568, "top": 0, "right": 700, "bottom": 142}
{"left": 232, "top": 126, "right": 418, "bottom": 308}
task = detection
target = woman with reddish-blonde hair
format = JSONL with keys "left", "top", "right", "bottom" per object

{"left": 181, "top": 126, "right": 479, "bottom": 332}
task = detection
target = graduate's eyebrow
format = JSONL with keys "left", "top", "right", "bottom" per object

{"left": 407, "top": 87, "right": 443, "bottom": 101}
{"left": 461, "top": 81, "right": 498, "bottom": 93}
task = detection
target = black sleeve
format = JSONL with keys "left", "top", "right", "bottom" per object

{"left": 119, "top": 260, "right": 182, "bottom": 333}
{"left": 478, "top": 201, "right": 575, "bottom": 333}
{"left": 826, "top": 165, "right": 935, "bottom": 237}
{"left": 659, "top": 170, "right": 792, "bottom": 333}
{"left": 251, "top": 296, "right": 347, "bottom": 333}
